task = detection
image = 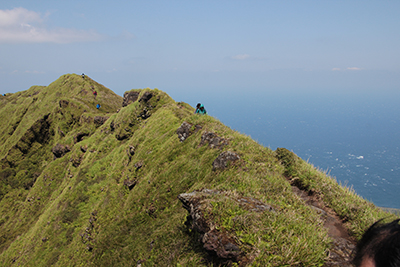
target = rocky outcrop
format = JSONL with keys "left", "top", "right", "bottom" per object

{"left": 178, "top": 190, "right": 243, "bottom": 265}
{"left": 52, "top": 143, "right": 71, "bottom": 158}
{"left": 178, "top": 189, "right": 274, "bottom": 266}
{"left": 122, "top": 91, "right": 140, "bottom": 107}
{"left": 139, "top": 91, "right": 153, "bottom": 103}
{"left": 199, "top": 131, "right": 229, "bottom": 149}
{"left": 176, "top": 121, "right": 202, "bottom": 142}
{"left": 74, "top": 132, "right": 89, "bottom": 143}
{"left": 176, "top": 122, "right": 192, "bottom": 142}
{"left": 212, "top": 151, "right": 240, "bottom": 171}
{"left": 126, "top": 145, "right": 135, "bottom": 161}
{"left": 94, "top": 116, "right": 108, "bottom": 126}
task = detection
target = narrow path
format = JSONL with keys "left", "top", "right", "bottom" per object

{"left": 290, "top": 185, "right": 356, "bottom": 266}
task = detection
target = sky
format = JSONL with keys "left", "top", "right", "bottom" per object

{"left": 1, "top": 0, "right": 400, "bottom": 98}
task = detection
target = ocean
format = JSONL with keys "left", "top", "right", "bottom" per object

{"left": 188, "top": 90, "right": 400, "bottom": 209}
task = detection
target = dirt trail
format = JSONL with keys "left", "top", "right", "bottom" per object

{"left": 290, "top": 186, "right": 356, "bottom": 267}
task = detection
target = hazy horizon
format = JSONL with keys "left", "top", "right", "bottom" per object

{"left": 1, "top": 1, "right": 399, "bottom": 96}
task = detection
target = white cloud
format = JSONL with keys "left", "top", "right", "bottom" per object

{"left": 0, "top": 7, "right": 43, "bottom": 27}
{"left": 0, "top": 7, "right": 103, "bottom": 43}
{"left": 231, "top": 54, "right": 250, "bottom": 60}
{"left": 332, "top": 67, "right": 362, "bottom": 71}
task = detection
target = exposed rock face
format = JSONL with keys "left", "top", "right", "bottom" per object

{"left": 52, "top": 143, "right": 71, "bottom": 158}
{"left": 138, "top": 91, "right": 153, "bottom": 103}
{"left": 176, "top": 121, "right": 202, "bottom": 142}
{"left": 178, "top": 189, "right": 274, "bottom": 266}
{"left": 199, "top": 131, "right": 229, "bottom": 149}
{"left": 94, "top": 116, "right": 108, "bottom": 126}
{"left": 176, "top": 122, "right": 192, "bottom": 142}
{"left": 122, "top": 91, "right": 140, "bottom": 107}
{"left": 178, "top": 190, "right": 243, "bottom": 264}
{"left": 212, "top": 151, "right": 240, "bottom": 170}
{"left": 74, "top": 132, "right": 89, "bottom": 143}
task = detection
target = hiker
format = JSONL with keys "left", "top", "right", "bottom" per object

{"left": 195, "top": 103, "right": 207, "bottom": 115}
{"left": 93, "top": 90, "right": 97, "bottom": 99}
{"left": 96, "top": 104, "right": 101, "bottom": 109}
{"left": 82, "top": 73, "right": 85, "bottom": 79}
{"left": 352, "top": 218, "right": 400, "bottom": 267}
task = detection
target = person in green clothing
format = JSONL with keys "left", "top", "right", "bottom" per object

{"left": 195, "top": 103, "right": 207, "bottom": 115}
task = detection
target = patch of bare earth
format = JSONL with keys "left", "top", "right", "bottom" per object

{"left": 290, "top": 185, "right": 356, "bottom": 267}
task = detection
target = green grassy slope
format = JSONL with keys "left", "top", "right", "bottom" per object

{"left": 0, "top": 75, "right": 394, "bottom": 266}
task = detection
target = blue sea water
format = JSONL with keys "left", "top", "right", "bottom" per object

{"left": 197, "top": 90, "right": 400, "bottom": 209}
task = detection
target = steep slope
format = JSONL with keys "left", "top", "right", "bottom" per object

{"left": 0, "top": 74, "right": 122, "bottom": 200}
{"left": 0, "top": 75, "right": 394, "bottom": 266}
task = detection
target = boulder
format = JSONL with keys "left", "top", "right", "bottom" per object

{"left": 178, "top": 189, "right": 242, "bottom": 264}
{"left": 176, "top": 122, "right": 192, "bottom": 142}
{"left": 176, "top": 122, "right": 202, "bottom": 142}
{"left": 52, "top": 143, "right": 71, "bottom": 158}
{"left": 124, "top": 178, "right": 137, "bottom": 190}
{"left": 122, "top": 91, "right": 140, "bottom": 107}
{"left": 212, "top": 151, "right": 240, "bottom": 170}
{"left": 199, "top": 131, "right": 228, "bottom": 149}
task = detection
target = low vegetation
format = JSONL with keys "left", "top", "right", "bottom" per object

{"left": 0, "top": 74, "right": 395, "bottom": 266}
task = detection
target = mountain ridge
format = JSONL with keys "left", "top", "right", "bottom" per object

{"left": 0, "top": 74, "right": 394, "bottom": 266}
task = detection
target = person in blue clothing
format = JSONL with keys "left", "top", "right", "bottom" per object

{"left": 195, "top": 103, "right": 207, "bottom": 115}
{"left": 96, "top": 104, "right": 101, "bottom": 109}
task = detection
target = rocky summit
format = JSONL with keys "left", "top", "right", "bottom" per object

{"left": 0, "top": 74, "right": 393, "bottom": 266}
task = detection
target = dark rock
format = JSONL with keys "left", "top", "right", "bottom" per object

{"left": 139, "top": 92, "right": 153, "bottom": 103}
{"left": 110, "top": 121, "right": 115, "bottom": 131}
{"left": 74, "top": 132, "right": 89, "bottom": 143}
{"left": 199, "top": 131, "right": 228, "bottom": 149}
{"left": 52, "top": 143, "right": 71, "bottom": 158}
{"left": 116, "top": 132, "right": 129, "bottom": 141}
{"left": 71, "top": 155, "right": 82, "bottom": 167}
{"left": 124, "top": 179, "right": 137, "bottom": 190}
{"left": 178, "top": 189, "right": 244, "bottom": 265}
{"left": 59, "top": 100, "right": 69, "bottom": 108}
{"left": 127, "top": 145, "right": 135, "bottom": 161}
{"left": 122, "top": 91, "right": 140, "bottom": 107}
{"left": 176, "top": 122, "right": 192, "bottom": 142}
{"left": 176, "top": 121, "right": 202, "bottom": 142}
{"left": 138, "top": 107, "right": 151, "bottom": 119}
{"left": 94, "top": 116, "right": 108, "bottom": 126}
{"left": 134, "top": 161, "right": 143, "bottom": 171}
{"left": 212, "top": 151, "right": 240, "bottom": 171}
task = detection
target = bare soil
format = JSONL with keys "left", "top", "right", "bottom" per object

{"left": 290, "top": 185, "right": 356, "bottom": 267}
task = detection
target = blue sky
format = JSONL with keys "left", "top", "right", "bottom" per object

{"left": 1, "top": 0, "right": 399, "bottom": 97}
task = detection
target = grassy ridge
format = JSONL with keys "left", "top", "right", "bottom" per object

{"left": 0, "top": 74, "right": 395, "bottom": 266}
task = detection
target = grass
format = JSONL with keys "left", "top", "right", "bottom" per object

{"left": 0, "top": 74, "right": 395, "bottom": 266}
{"left": 275, "top": 147, "right": 396, "bottom": 239}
